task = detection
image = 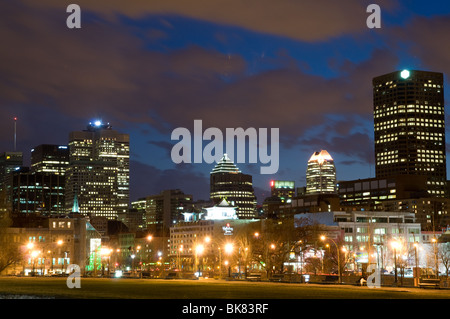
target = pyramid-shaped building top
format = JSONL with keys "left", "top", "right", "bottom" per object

{"left": 211, "top": 153, "right": 241, "bottom": 174}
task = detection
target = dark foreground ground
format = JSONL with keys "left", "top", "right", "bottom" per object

{"left": 0, "top": 276, "right": 449, "bottom": 299}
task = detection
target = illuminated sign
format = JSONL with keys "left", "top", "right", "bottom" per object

{"left": 273, "top": 180, "right": 295, "bottom": 189}
{"left": 356, "top": 252, "right": 368, "bottom": 263}
{"left": 222, "top": 223, "right": 233, "bottom": 235}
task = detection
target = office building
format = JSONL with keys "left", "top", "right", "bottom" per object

{"left": 306, "top": 150, "right": 337, "bottom": 195}
{"left": 65, "top": 121, "right": 130, "bottom": 220}
{"left": 270, "top": 180, "right": 295, "bottom": 203}
{"left": 210, "top": 154, "right": 257, "bottom": 219}
{"left": 145, "top": 189, "right": 193, "bottom": 236}
{"left": 31, "top": 144, "right": 69, "bottom": 175}
{"left": 373, "top": 70, "right": 446, "bottom": 196}
{"left": 0, "top": 152, "right": 23, "bottom": 209}
{"left": 10, "top": 167, "right": 65, "bottom": 215}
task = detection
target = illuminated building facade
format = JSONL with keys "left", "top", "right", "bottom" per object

{"left": 0, "top": 152, "right": 23, "bottom": 208}
{"left": 11, "top": 167, "right": 65, "bottom": 215}
{"left": 0, "top": 216, "right": 101, "bottom": 276}
{"left": 168, "top": 218, "right": 260, "bottom": 272}
{"left": 305, "top": 150, "right": 337, "bottom": 195}
{"left": 65, "top": 121, "right": 130, "bottom": 220}
{"left": 145, "top": 189, "right": 193, "bottom": 236}
{"left": 31, "top": 144, "right": 69, "bottom": 175}
{"left": 373, "top": 70, "right": 446, "bottom": 196}
{"left": 210, "top": 154, "right": 257, "bottom": 219}
{"left": 270, "top": 180, "right": 295, "bottom": 203}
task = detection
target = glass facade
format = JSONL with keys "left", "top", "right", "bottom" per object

{"left": 373, "top": 70, "right": 446, "bottom": 196}
{"left": 305, "top": 150, "right": 337, "bottom": 195}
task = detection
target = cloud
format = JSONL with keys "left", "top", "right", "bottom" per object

{"left": 23, "top": 0, "right": 399, "bottom": 42}
{"left": 130, "top": 160, "right": 210, "bottom": 201}
{"left": 390, "top": 15, "right": 450, "bottom": 78}
{"left": 0, "top": 0, "right": 400, "bottom": 147}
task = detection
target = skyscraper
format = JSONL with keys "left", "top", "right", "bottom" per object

{"left": 65, "top": 121, "right": 130, "bottom": 220}
{"left": 31, "top": 144, "right": 69, "bottom": 175}
{"left": 0, "top": 152, "right": 23, "bottom": 192}
{"left": 145, "top": 189, "right": 193, "bottom": 236}
{"left": 373, "top": 70, "right": 446, "bottom": 196}
{"left": 11, "top": 167, "right": 65, "bottom": 215}
{"left": 210, "top": 154, "right": 257, "bottom": 219}
{"left": 305, "top": 150, "right": 337, "bottom": 195}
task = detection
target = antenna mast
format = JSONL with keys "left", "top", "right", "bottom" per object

{"left": 14, "top": 117, "right": 17, "bottom": 151}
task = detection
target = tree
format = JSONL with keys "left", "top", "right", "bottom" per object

{"left": 438, "top": 243, "right": 450, "bottom": 278}
{"left": 0, "top": 197, "right": 23, "bottom": 274}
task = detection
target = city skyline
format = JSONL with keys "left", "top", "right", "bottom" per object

{"left": 2, "top": 1, "right": 450, "bottom": 206}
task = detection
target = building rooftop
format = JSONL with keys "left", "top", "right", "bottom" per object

{"left": 211, "top": 153, "right": 241, "bottom": 174}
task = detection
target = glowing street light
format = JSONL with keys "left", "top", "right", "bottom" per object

{"left": 391, "top": 239, "right": 401, "bottom": 285}
{"left": 225, "top": 243, "right": 234, "bottom": 255}
{"left": 431, "top": 237, "right": 439, "bottom": 278}
{"left": 320, "top": 235, "right": 342, "bottom": 284}
{"left": 224, "top": 243, "right": 234, "bottom": 277}
{"left": 195, "top": 244, "right": 205, "bottom": 277}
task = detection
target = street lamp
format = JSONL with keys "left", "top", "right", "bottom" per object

{"left": 31, "top": 250, "right": 40, "bottom": 276}
{"left": 320, "top": 235, "right": 342, "bottom": 284}
{"left": 413, "top": 242, "right": 419, "bottom": 286}
{"left": 225, "top": 243, "right": 234, "bottom": 277}
{"left": 195, "top": 244, "right": 204, "bottom": 277}
{"left": 431, "top": 237, "right": 439, "bottom": 279}
{"left": 178, "top": 245, "right": 183, "bottom": 271}
{"left": 391, "top": 240, "right": 401, "bottom": 285}
{"left": 100, "top": 247, "right": 112, "bottom": 277}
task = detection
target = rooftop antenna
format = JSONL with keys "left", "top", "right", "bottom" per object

{"left": 13, "top": 117, "right": 17, "bottom": 151}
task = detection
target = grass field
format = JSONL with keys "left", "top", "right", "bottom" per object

{"left": 0, "top": 276, "right": 449, "bottom": 299}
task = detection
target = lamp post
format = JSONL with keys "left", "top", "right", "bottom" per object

{"left": 100, "top": 247, "right": 112, "bottom": 277}
{"left": 225, "top": 243, "right": 233, "bottom": 278}
{"left": 31, "top": 250, "right": 40, "bottom": 276}
{"left": 195, "top": 244, "right": 204, "bottom": 277}
{"left": 431, "top": 237, "right": 439, "bottom": 279}
{"left": 178, "top": 245, "right": 183, "bottom": 271}
{"left": 320, "top": 235, "right": 341, "bottom": 284}
{"left": 413, "top": 242, "right": 419, "bottom": 287}
{"left": 391, "top": 240, "right": 400, "bottom": 285}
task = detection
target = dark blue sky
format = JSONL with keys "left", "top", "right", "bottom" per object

{"left": 2, "top": 0, "right": 450, "bottom": 204}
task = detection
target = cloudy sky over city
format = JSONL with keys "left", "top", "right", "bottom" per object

{"left": 2, "top": 0, "right": 450, "bottom": 203}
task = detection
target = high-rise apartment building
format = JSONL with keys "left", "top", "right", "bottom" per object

{"left": 65, "top": 121, "right": 130, "bottom": 220}
{"left": 373, "top": 70, "right": 446, "bottom": 196}
{"left": 210, "top": 154, "right": 257, "bottom": 219}
{"left": 305, "top": 150, "right": 337, "bottom": 195}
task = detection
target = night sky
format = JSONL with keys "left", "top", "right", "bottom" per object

{"left": 2, "top": 0, "right": 450, "bottom": 204}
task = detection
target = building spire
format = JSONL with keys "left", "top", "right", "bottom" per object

{"left": 72, "top": 193, "right": 80, "bottom": 213}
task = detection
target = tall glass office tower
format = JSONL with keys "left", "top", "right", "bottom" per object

{"left": 65, "top": 121, "right": 130, "bottom": 219}
{"left": 210, "top": 154, "right": 257, "bottom": 219}
{"left": 305, "top": 150, "right": 337, "bottom": 195}
{"left": 373, "top": 70, "right": 446, "bottom": 196}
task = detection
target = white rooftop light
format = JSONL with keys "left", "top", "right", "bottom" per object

{"left": 400, "top": 70, "right": 410, "bottom": 79}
